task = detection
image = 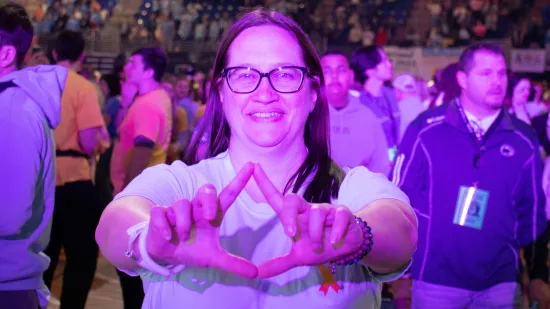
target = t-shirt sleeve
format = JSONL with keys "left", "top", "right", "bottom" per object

{"left": 337, "top": 166, "right": 411, "bottom": 214}
{"left": 336, "top": 166, "right": 414, "bottom": 283}
{"left": 131, "top": 101, "right": 164, "bottom": 143}
{"left": 114, "top": 161, "right": 197, "bottom": 206}
{"left": 76, "top": 82, "right": 105, "bottom": 130}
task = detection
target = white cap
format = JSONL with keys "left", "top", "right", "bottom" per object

{"left": 392, "top": 73, "right": 417, "bottom": 93}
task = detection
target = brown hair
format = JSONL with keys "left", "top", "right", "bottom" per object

{"left": 458, "top": 42, "right": 505, "bottom": 74}
{"left": 184, "top": 9, "right": 344, "bottom": 203}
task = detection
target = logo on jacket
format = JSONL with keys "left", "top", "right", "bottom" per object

{"left": 426, "top": 115, "right": 445, "bottom": 124}
{"left": 500, "top": 144, "right": 515, "bottom": 157}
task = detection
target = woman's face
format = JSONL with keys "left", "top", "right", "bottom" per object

{"left": 219, "top": 25, "right": 318, "bottom": 149}
{"left": 513, "top": 78, "right": 531, "bottom": 106}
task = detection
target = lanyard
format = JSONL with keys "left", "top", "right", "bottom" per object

{"left": 455, "top": 99, "right": 483, "bottom": 143}
{"left": 454, "top": 99, "right": 487, "bottom": 168}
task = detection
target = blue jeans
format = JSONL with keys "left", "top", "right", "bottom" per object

{"left": 411, "top": 280, "right": 521, "bottom": 309}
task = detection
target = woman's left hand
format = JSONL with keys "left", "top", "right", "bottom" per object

{"left": 253, "top": 164, "right": 364, "bottom": 278}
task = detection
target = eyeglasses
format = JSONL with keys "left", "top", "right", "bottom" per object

{"left": 221, "top": 66, "right": 313, "bottom": 94}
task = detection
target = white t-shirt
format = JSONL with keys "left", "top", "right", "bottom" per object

{"left": 115, "top": 151, "right": 412, "bottom": 309}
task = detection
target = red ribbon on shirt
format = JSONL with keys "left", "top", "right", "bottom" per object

{"left": 317, "top": 265, "right": 340, "bottom": 295}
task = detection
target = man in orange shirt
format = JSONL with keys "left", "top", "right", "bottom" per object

{"left": 109, "top": 47, "right": 172, "bottom": 309}
{"left": 43, "top": 30, "right": 108, "bottom": 309}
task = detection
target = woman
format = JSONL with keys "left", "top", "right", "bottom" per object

{"left": 96, "top": 10, "right": 417, "bottom": 309}
{"left": 507, "top": 74, "right": 532, "bottom": 125}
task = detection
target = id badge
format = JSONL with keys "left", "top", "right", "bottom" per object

{"left": 452, "top": 185, "right": 490, "bottom": 230}
{"left": 388, "top": 147, "right": 398, "bottom": 162}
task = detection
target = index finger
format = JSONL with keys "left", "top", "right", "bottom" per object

{"left": 252, "top": 163, "right": 284, "bottom": 213}
{"left": 218, "top": 162, "right": 255, "bottom": 212}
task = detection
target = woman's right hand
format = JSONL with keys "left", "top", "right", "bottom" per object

{"left": 144, "top": 163, "right": 258, "bottom": 278}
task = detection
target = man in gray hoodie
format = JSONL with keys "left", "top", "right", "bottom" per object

{"left": 321, "top": 51, "right": 390, "bottom": 176}
{"left": 0, "top": 2, "right": 67, "bottom": 308}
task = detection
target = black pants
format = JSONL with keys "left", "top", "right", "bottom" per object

{"left": 95, "top": 148, "right": 145, "bottom": 309}
{"left": 0, "top": 290, "right": 40, "bottom": 309}
{"left": 116, "top": 269, "right": 145, "bottom": 309}
{"left": 43, "top": 180, "right": 100, "bottom": 309}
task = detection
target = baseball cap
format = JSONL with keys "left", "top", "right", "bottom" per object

{"left": 392, "top": 73, "right": 417, "bottom": 93}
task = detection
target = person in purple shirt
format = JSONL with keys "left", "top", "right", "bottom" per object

{"left": 0, "top": 2, "right": 67, "bottom": 308}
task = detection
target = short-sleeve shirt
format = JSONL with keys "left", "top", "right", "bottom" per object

{"left": 54, "top": 70, "right": 105, "bottom": 186}
{"left": 115, "top": 151, "right": 413, "bottom": 309}
{"left": 110, "top": 88, "right": 172, "bottom": 195}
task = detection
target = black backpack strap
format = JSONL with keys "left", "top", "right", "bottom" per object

{"left": 56, "top": 149, "right": 90, "bottom": 159}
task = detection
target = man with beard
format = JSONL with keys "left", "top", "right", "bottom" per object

{"left": 393, "top": 43, "right": 550, "bottom": 308}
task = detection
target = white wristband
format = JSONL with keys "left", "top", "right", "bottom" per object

{"left": 126, "top": 220, "right": 185, "bottom": 277}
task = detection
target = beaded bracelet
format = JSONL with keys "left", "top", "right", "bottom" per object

{"left": 329, "top": 216, "right": 374, "bottom": 274}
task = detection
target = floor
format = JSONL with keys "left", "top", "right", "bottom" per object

{"left": 47, "top": 255, "right": 123, "bottom": 309}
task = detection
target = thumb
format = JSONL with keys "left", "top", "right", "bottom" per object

{"left": 211, "top": 251, "right": 258, "bottom": 279}
{"left": 257, "top": 254, "right": 296, "bottom": 278}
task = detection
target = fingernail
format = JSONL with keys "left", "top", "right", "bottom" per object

{"left": 164, "top": 230, "right": 172, "bottom": 240}
{"left": 331, "top": 234, "right": 340, "bottom": 244}
{"left": 287, "top": 225, "right": 296, "bottom": 237}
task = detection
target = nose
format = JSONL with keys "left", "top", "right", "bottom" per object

{"left": 490, "top": 73, "right": 503, "bottom": 88}
{"left": 252, "top": 76, "right": 278, "bottom": 104}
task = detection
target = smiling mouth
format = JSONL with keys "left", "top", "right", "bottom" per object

{"left": 249, "top": 112, "right": 284, "bottom": 121}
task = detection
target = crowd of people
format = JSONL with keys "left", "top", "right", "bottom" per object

{"left": 4, "top": 1, "right": 550, "bottom": 309}
{"left": 31, "top": 0, "right": 111, "bottom": 34}
{"left": 426, "top": 0, "right": 548, "bottom": 48}
{"left": 28, "top": 0, "right": 550, "bottom": 53}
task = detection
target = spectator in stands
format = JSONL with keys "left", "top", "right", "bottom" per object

{"left": 351, "top": 45, "right": 399, "bottom": 162}
{"left": 44, "top": 30, "right": 108, "bottom": 309}
{"left": 321, "top": 51, "right": 390, "bottom": 175}
{"left": 0, "top": 2, "right": 66, "bottom": 309}
{"left": 394, "top": 42, "right": 550, "bottom": 309}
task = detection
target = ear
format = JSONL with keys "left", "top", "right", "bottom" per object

{"left": 79, "top": 53, "right": 85, "bottom": 63}
{"left": 456, "top": 70, "right": 467, "bottom": 91}
{"left": 363, "top": 68, "right": 372, "bottom": 82}
{"left": 52, "top": 50, "right": 58, "bottom": 61}
{"left": 0, "top": 45, "right": 17, "bottom": 70}
{"left": 144, "top": 67, "right": 154, "bottom": 79}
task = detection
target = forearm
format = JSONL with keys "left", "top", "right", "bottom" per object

{"left": 355, "top": 199, "right": 418, "bottom": 274}
{"left": 95, "top": 196, "right": 154, "bottom": 272}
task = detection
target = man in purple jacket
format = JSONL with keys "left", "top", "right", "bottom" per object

{"left": 393, "top": 42, "right": 550, "bottom": 308}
